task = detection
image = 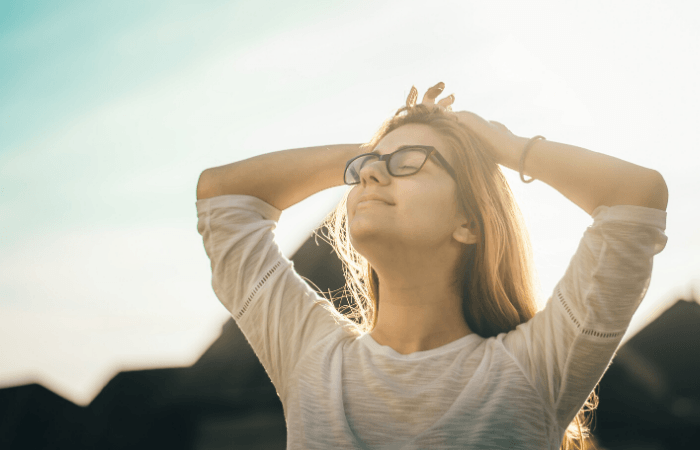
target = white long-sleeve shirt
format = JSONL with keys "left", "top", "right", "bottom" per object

{"left": 196, "top": 194, "right": 667, "bottom": 449}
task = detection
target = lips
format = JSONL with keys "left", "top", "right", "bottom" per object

{"left": 357, "top": 194, "right": 393, "bottom": 205}
{"left": 357, "top": 200, "right": 388, "bottom": 207}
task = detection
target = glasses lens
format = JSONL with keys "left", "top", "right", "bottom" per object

{"left": 390, "top": 148, "right": 428, "bottom": 175}
{"left": 344, "top": 148, "right": 428, "bottom": 185}
{"left": 345, "top": 154, "right": 377, "bottom": 185}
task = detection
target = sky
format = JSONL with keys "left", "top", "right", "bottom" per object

{"left": 1, "top": 0, "right": 699, "bottom": 406}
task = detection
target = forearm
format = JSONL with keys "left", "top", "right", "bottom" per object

{"left": 502, "top": 137, "right": 668, "bottom": 215}
{"left": 196, "top": 144, "right": 362, "bottom": 211}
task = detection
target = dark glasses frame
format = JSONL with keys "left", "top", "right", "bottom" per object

{"left": 343, "top": 145, "right": 459, "bottom": 186}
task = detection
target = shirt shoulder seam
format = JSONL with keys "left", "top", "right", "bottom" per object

{"left": 234, "top": 259, "right": 285, "bottom": 322}
{"left": 555, "top": 283, "right": 627, "bottom": 339}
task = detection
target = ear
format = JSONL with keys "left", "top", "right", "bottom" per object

{"left": 453, "top": 218, "right": 479, "bottom": 245}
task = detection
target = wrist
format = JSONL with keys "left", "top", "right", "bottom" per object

{"left": 500, "top": 136, "right": 529, "bottom": 171}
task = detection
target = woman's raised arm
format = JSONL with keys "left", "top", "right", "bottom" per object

{"left": 453, "top": 109, "right": 669, "bottom": 215}
{"left": 196, "top": 144, "right": 363, "bottom": 210}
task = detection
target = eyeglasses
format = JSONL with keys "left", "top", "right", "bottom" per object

{"left": 343, "top": 145, "right": 459, "bottom": 185}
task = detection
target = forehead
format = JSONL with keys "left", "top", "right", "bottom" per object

{"left": 375, "top": 124, "right": 445, "bottom": 152}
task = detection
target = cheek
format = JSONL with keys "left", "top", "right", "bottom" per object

{"left": 410, "top": 199, "right": 452, "bottom": 228}
{"left": 404, "top": 182, "right": 452, "bottom": 215}
{"left": 397, "top": 193, "right": 454, "bottom": 236}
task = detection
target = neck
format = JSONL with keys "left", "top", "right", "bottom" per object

{"left": 369, "top": 269, "right": 472, "bottom": 355}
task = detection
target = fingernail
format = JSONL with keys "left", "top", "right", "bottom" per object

{"left": 434, "top": 82, "right": 445, "bottom": 90}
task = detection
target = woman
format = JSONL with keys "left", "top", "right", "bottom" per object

{"left": 196, "top": 82, "right": 668, "bottom": 449}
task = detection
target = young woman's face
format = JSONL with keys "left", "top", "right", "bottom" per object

{"left": 347, "top": 123, "right": 468, "bottom": 257}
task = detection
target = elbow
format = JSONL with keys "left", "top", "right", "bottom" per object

{"left": 644, "top": 170, "right": 668, "bottom": 211}
{"left": 603, "top": 169, "right": 669, "bottom": 212}
{"left": 197, "top": 169, "right": 214, "bottom": 201}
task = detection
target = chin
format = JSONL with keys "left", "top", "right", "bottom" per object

{"left": 348, "top": 222, "right": 385, "bottom": 251}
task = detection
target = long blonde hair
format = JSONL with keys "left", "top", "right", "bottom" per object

{"left": 316, "top": 104, "right": 598, "bottom": 450}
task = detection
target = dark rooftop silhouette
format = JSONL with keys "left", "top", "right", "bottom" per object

{"left": 1, "top": 224, "right": 698, "bottom": 449}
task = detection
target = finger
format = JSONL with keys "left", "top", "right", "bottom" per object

{"left": 421, "top": 82, "right": 444, "bottom": 105}
{"left": 406, "top": 86, "right": 418, "bottom": 107}
{"left": 436, "top": 94, "right": 454, "bottom": 109}
{"left": 422, "top": 82, "right": 444, "bottom": 104}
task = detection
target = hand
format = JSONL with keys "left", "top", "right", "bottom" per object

{"left": 407, "top": 82, "right": 528, "bottom": 166}
{"left": 452, "top": 110, "right": 527, "bottom": 167}
{"left": 407, "top": 82, "right": 455, "bottom": 111}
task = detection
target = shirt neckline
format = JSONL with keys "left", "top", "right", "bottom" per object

{"left": 359, "top": 331, "right": 481, "bottom": 360}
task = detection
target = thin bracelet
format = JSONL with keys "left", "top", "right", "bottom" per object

{"left": 519, "top": 135, "right": 546, "bottom": 183}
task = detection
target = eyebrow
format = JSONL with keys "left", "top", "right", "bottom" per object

{"left": 370, "top": 145, "right": 416, "bottom": 155}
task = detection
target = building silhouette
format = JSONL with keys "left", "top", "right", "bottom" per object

{"left": 1, "top": 225, "right": 698, "bottom": 449}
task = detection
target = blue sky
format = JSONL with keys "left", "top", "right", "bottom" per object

{"left": 1, "top": 0, "right": 699, "bottom": 405}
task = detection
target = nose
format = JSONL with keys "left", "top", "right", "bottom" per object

{"left": 359, "top": 157, "right": 391, "bottom": 186}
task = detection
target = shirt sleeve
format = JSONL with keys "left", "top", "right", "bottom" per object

{"left": 501, "top": 204, "right": 668, "bottom": 429}
{"left": 196, "top": 194, "right": 354, "bottom": 401}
